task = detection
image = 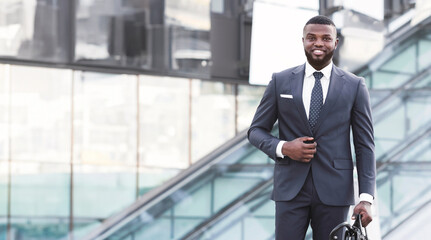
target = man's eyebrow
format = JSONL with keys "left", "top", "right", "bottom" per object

{"left": 306, "top": 33, "right": 333, "bottom": 37}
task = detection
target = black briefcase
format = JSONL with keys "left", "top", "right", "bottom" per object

{"left": 329, "top": 214, "right": 368, "bottom": 240}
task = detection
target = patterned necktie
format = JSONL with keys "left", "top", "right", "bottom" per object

{"left": 309, "top": 71, "right": 324, "bottom": 132}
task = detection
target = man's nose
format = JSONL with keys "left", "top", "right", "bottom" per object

{"left": 314, "top": 38, "right": 323, "bottom": 47}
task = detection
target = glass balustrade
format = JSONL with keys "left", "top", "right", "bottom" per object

{"left": 377, "top": 164, "right": 431, "bottom": 236}
{"left": 190, "top": 183, "right": 275, "bottom": 240}
{"left": 372, "top": 84, "right": 431, "bottom": 162}
{"left": 93, "top": 137, "right": 275, "bottom": 240}
{"left": 360, "top": 31, "right": 431, "bottom": 91}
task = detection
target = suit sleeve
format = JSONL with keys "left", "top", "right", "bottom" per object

{"left": 351, "top": 78, "right": 376, "bottom": 198}
{"left": 248, "top": 74, "right": 281, "bottom": 160}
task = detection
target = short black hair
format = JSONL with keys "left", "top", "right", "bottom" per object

{"left": 305, "top": 15, "right": 336, "bottom": 27}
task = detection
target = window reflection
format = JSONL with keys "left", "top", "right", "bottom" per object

{"left": 73, "top": 71, "right": 137, "bottom": 166}
{"left": 139, "top": 75, "right": 189, "bottom": 168}
{"left": 75, "top": 0, "right": 150, "bottom": 68}
{"left": 0, "top": 64, "right": 9, "bottom": 161}
{"left": 10, "top": 66, "right": 72, "bottom": 163}
{"left": 11, "top": 162, "right": 70, "bottom": 217}
{"left": 191, "top": 80, "right": 235, "bottom": 162}
{"left": 211, "top": 0, "right": 224, "bottom": 13}
{"left": 10, "top": 162, "right": 70, "bottom": 240}
{"left": 237, "top": 84, "right": 266, "bottom": 132}
{"left": 72, "top": 71, "right": 138, "bottom": 236}
{"left": 138, "top": 167, "right": 180, "bottom": 196}
{"left": 0, "top": 0, "right": 68, "bottom": 61}
{"left": 75, "top": 0, "right": 211, "bottom": 75}
{"left": 166, "top": 0, "right": 211, "bottom": 74}
{"left": 73, "top": 164, "right": 135, "bottom": 218}
{"left": 0, "top": 161, "right": 7, "bottom": 220}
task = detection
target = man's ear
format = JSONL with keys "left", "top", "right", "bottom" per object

{"left": 334, "top": 38, "right": 339, "bottom": 49}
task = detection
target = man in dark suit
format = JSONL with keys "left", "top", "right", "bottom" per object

{"left": 248, "top": 15, "right": 376, "bottom": 239}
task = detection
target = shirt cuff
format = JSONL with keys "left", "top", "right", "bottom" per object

{"left": 276, "top": 141, "right": 286, "bottom": 158}
{"left": 359, "top": 193, "right": 374, "bottom": 204}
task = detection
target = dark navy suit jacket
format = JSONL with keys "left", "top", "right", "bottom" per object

{"left": 248, "top": 64, "right": 376, "bottom": 206}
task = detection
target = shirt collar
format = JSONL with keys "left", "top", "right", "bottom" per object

{"left": 305, "top": 61, "right": 333, "bottom": 80}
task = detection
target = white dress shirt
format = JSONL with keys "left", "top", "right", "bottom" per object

{"left": 275, "top": 61, "right": 373, "bottom": 204}
{"left": 302, "top": 61, "right": 332, "bottom": 119}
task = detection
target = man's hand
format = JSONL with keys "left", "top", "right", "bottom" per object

{"left": 352, "top": 201, "right": 372, "bottom": 227}
{"left": 281, "top": 137, "right": 316, "bottom": 162}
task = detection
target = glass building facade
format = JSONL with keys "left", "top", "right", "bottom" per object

{"left": 0, "top": 0, "right": 265, "bottom": 239}
{"left": 0, "top": 65, "right": 264, "bottom": 239}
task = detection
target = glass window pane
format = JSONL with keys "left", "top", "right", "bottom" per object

{"left": 72, "top": 164, "right": 136, "bottom": 239}
{"left": 166, "top": 0, "right": 210, "bottom": 30}
{"left": 374, "top": 102, "right": 405, "bottom": 160}
{"left": 0, "top": 64, "right": 9, "bottom": 161}
{"left": 10, "top": 66, "right": 72, "bottom": 163}
{"left": 418, "top": 39, "right": 431, "bottom": 71}
{"left": 372, "top": 71, "right": 411, "bottom": 89}
{"left": 11, "top": 162, "right": 70, "bottom": 216}
{"left": 406, "top": 95, "right": 431, "bottom": 136}
{"left": 138, "top": 167, "right": 180, "bottom": 196}
{"left": 380, "top": 44, "right": 417, "bottom": 74}
{"left": 75, "top": 0, "right": 211, "bottom": 75}
{"left": 10, "top": 220, "right": 69, "bottom": 240}
{"left": 166, "top": 0, "right": 211, "bottom": 74}
{"left": 174, "top": 183, "right": 211, "bottom": 217}
{"left": 0, "top": 162, "right": 7, "bottom": 221}
{"left": 211, "top": 0, "right": 224, "bottom": 13}
{"left": 75, "top": 1, "right": 150, "bottom": 68}
{"left": 10, "top": 162, "right": 70, "bottom": 239}
{"left": 134, "top": 218, "right": 170, "bottom": 239}
{"left": 72, "top": 222, "right": 101, "bottom": 240}
{"left": 73, "top": 164, "right": 135, "bottom": 218}
{"left": 73, "top": 71, "right": 137, "bottom": 166}
{"left": 244, "top": 218, "right": 274, "bottom": 240}
{"left": 170, "top": 26, "right": 210, "bottom": 74}
{"left": 72, "top": 71, "right": 138, "bottom": 237}
{"left": 237, "top": 85, "right": 265, "bottom": 132}
{"left": 0, "top": 0, "right": 69, "bottom": 61}
{"left": 191, "top": 80, "right": 235, "bottom": 162}
{"left": 412, "top": 74, "right": 431, "bottom": 88}
{"left": 398, "top": 138, "right": 431, "bottom": 162}
{"left": 0, "top": 224, "right": 5, "bottom": 240}
{"left": 139, "top": 75, "right": 189, "bottom": 168}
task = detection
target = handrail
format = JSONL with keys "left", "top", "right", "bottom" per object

{"left": 82, "top": 128, "right": 251, "bottom": 240}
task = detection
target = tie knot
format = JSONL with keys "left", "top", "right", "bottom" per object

{"left": 313, "top": 71, "right": 323, "bottom": 81}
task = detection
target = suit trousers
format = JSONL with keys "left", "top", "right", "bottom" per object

{"left": 275, "top": 170, "right": 350, "bottom": 240}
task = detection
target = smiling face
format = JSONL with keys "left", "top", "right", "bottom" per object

{"left": 302, "top": 24, "right": 338, "bottom": 70}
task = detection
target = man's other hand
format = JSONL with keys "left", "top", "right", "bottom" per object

{"left": 352, "top": 201, "right": 372, "bottom": 227}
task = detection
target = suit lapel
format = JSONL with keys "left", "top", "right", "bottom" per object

{"left": 291, "top": 65, "right": 313, "bottom": 135}
{"left": 313, "top": 66, "right": 346, "bottom": 134}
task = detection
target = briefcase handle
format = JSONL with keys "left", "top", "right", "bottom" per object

{"left": 329, "top": 214, "right": 368, "bottom": 240}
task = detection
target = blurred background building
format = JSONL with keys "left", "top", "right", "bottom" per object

{"left": 0, "top": 0, "right": 430, "bottom": 239}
